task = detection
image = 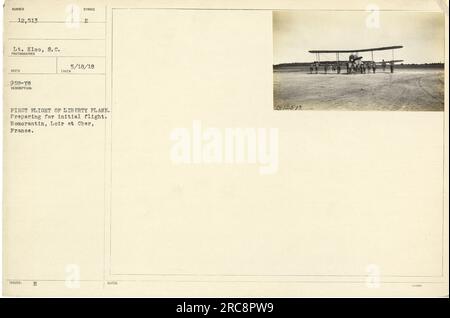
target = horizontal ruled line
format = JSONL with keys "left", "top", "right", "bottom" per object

{"left": 8, "top": 21, "right": 106, "bottom": 23}
{"left": 8, "top": 73, "right": 106, "bottom": 75}
{"left": 8, "top": 56, "right": 106, "bottom": 58}
{"left": 8, "top": 38, "right": 106, "bottom": 41}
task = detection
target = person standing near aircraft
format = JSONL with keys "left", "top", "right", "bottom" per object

{"left": 382, "top": 59, "right": 386, "bottom": 72}
{"left": 310, "top": 63, "right": 314, "bottom": 74}
{"left": 337, "top": 63, "right": 341, "bottom": 74}
{"left": 348, "top": 55, "right": 354, "bottom": 74}
{"left": 390, "top": 61, "right": 394, "bottom": 73}
{"left": 372, "top": 62, "right": 376, "bottom": 73}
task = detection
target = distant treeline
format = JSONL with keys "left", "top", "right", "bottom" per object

{"left": 273, "top": 62, "right": 444, "bottom": 69}
{"left": 396, "top": 63, "right": 444, "bottom": 68}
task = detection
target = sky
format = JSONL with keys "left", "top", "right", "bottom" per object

{"left": 273, "top": 11, "right": 445, "bottom": 64}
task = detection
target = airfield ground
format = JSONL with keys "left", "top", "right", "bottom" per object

{"left": 273, "top": 68, "right": 445, "bottom": 111}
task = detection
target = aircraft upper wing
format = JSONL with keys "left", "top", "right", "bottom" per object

{"left": 309, "top": 46, "right": 403, "bottom": 53}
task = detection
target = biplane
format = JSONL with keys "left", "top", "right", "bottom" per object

{"left": 308, "top": 46, "right": 404, "bottom": 74}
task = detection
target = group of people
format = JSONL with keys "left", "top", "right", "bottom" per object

{"left": 347, "top": 61, "right": 376, "bottom": 74}
{"left": 309, "top": 59, "right": 394, "bottom": 74}
{"left": 309, "top": 62, "right": 341, "bottom": 74}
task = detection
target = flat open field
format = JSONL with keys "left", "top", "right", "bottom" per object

{"left": 273, "top": 68, "right": 445, "bottom": 111}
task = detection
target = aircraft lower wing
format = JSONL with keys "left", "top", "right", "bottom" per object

{"left": 374, "top": 59, "right": 404, "bottom": 64}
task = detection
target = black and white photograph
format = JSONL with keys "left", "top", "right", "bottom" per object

{"left": 273, "top": 10, "right": 445, "bottom": 111}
